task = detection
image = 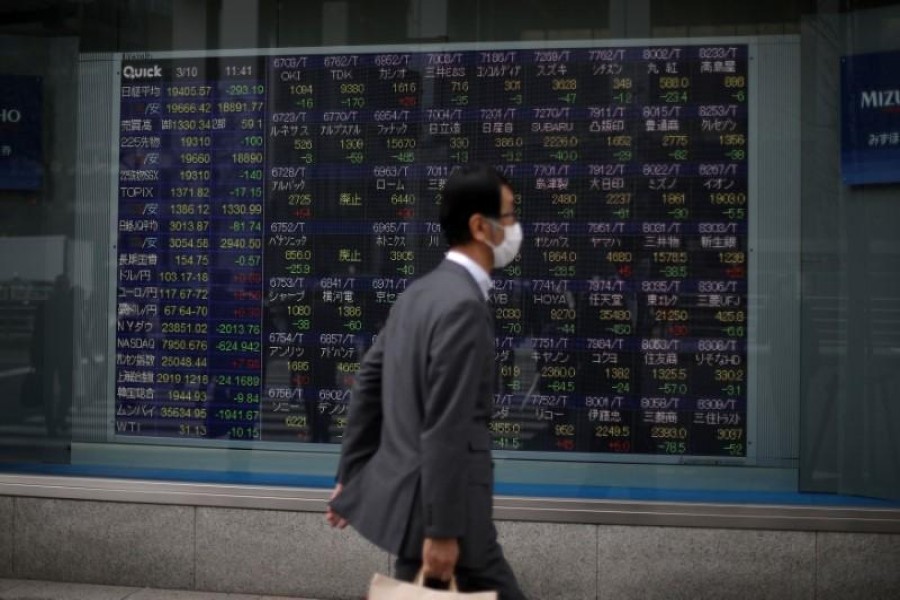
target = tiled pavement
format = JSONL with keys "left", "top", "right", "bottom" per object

{"left": 0, "top": 580, "right": 323, "bottom": 600}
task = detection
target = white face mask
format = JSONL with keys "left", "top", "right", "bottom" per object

{"left": 485, "top": 220, "right": 523, "bottom": 269}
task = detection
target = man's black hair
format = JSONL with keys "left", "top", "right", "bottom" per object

{"left": 439, "top": 163, "right": 510, "bottom": 247}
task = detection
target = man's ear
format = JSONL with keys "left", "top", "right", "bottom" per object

{"left": 468, "top": 213, "right": 488, "bottom": 243}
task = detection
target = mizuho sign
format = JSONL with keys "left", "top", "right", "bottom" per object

{"left": 0, "top": 108, "right": 22, "bottom": 123}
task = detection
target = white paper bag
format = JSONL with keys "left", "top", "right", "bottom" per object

{"left": 368, "top": 572, "right": 498, "bottom": 600}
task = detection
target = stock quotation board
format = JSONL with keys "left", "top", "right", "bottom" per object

{"left": 115, "top": 44, "right": 749, "bottom": 457}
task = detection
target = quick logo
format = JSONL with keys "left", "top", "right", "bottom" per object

{"left": 123, "top": 64, "right": 163, "bottom": 80}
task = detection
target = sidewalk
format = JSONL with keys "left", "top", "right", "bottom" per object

{"left": 0, "top": 580, "right": 322, "bottom": 600}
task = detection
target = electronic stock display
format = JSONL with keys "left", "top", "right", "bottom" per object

{"left": 115, "top": 43, "right": 749, "bottom": 457}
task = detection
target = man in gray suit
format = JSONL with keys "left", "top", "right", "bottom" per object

{"left": 327, "top": 164, "right": 526, "bottom": 599}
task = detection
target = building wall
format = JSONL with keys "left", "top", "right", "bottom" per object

{"left": 2, "top": 4, "right": 900, "bottom": 598}
{"left": 2, "top": 494, "right": 899, "bottom": 599}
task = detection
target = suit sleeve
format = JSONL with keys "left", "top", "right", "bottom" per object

{"left": 421, "top": 299, "right": 490, "bottom": 538}
{"left": 336, "top": 330, "right": 385, "bottom": 485}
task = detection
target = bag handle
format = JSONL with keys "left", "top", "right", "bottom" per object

{"left": 414, "top": 569, "right": 459, "bottom": 592}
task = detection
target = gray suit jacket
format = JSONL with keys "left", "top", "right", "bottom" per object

{"left": 330, "top": 259, "right": 496, "bottom": 567}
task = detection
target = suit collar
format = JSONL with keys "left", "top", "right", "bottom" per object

{"left": 438, "top": 259, "right": 489, "bottom": 301}
{"left": 445, "top": 251, "right": 491, "bottom": 300}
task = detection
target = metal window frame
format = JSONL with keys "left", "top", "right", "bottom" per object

{"left": 1, "top": 474, "right": 897, "bottom": 533}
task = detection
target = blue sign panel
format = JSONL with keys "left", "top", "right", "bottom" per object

{"left": 0, "top": 75, "right": 43, "bottom": 190}
{"left": 841, "top": 50, "right": 900, "bottom": 185}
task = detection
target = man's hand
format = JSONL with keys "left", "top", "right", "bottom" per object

{"left": 325, "top": 483, "right": 348, "bottom": 528}
{"left": 422, "top": 537, "right": 459, "bottom": 582}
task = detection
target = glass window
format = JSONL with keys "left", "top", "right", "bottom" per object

{"left": 1, "top": 0, "right": 898, "bottom": 506}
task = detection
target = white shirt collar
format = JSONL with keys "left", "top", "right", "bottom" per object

{"left": 445, "top": 250, "right": 491, "bottom": 301}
